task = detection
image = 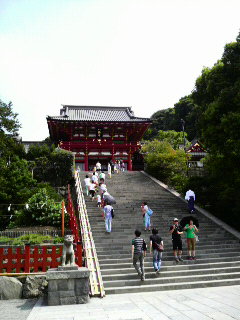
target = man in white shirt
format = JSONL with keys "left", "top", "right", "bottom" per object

{"left": 84, "top": 175, "right": 91, "bottom": 196}
{"left": 96, "top": 161, "right": 101, "bottom": 172}
{"left": 185, "top": 189, "right": 196, "bottom": 213}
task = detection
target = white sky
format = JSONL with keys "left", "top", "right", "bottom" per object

{"left": 0, "top": 0, "right": 239, "bottom": 140}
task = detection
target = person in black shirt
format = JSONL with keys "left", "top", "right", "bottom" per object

{"left": 169, "top": 218, "right": 183, "bottom": 262}
{"left": 132, "top": 229, "right": 147, "bottom": 281}
{"left": 150, "top": 228, "right": 163, "bottom": 274}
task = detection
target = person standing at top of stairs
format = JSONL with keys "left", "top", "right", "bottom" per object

{"left": 185, "top": 189, "right": 196, "bottom": 213}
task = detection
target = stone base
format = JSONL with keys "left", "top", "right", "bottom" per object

{"left": 57, "top": 265, "right": 79, "bottom": 271}
{"left": 46, "top": 267, "right": 90, "bottom": 306}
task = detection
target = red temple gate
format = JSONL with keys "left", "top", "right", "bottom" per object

{"left": 47, "top": 106, "right": 151, "bottom": 171}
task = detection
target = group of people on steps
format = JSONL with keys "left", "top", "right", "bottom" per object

{"left": 84, "top": 164, "right": 198, "bottom": 282}
{"left": 84, "top": 160, "right": 125, "bottom": 233}
{"left": 132, "top": 191, "right": 198, "bottom": 281}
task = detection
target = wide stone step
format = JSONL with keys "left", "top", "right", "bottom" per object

{"left": 100, "top": 260, "right": 240, "bottom": 275}
{"left": 80, "top": 171, "right": 240, "bottom": 294}
{"left": 104, "top": 278, "right": 240, "bottom": 294}
{"left": 103, "top": 271, "right": 240, "bottom": 288}
{"left": 99, "top": 254, "right": 240, "bottom": 269}
{"left": 102, "top": 266, "right": 240, "bottom": 281}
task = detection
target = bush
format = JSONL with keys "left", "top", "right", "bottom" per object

{"left": 0, "top": 234, "right": 64, "bottom": 246}
{"left": 9, "top": 188, "right": 67, "bottom": 228}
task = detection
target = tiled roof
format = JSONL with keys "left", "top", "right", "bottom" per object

{"left": 47, "top": 106, "right": 151, "bottom": 122}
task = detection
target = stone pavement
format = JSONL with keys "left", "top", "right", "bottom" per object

{"left": 0, "top": 298, "right": 37, "bottom": 320}
{"left": 25, "top": 286, "right": 240, "bottom": 320}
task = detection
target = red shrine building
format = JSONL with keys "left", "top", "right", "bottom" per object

{"left": 47, "top": 106, "right": 151, "bottom": 171}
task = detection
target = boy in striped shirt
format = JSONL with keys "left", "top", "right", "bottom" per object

{"left": 132, "top": 229, "right": 147, "bottom": 281}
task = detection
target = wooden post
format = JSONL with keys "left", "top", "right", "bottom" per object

{"left": 76, "top": 241, "right": 82, "bottom": 267}
{"left": 84, "top": 152, "right": 88, "bottom": 171}
{"left": 24, "top": 244, "right": 30, "bottom": 273}
{"left": 128, "top": 152, "right": 132, "bottom": 171}
{"left": 61, "top": 200, "right": 65, "bottom": 237}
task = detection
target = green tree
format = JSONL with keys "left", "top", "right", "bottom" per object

{"left": 26, "top": 144, "right": 74, "bottom": 186}
{"left": 191, "top": 33, "right": 240, "bottom": 228}
{"left": 9, "top": 188, "right": 65, "bottom": 227}
{"left": 156, "top": 130, "right": 190, "bottom": 150}
{"left": 0, "top": 99, "right": 25, "bottom": 159}
{"left": 141, "top": 140, "right": 188, "bottom": 191}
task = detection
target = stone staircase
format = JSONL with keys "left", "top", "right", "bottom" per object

{"left": 79, "top": 171, "right": 240, "bottom": 294}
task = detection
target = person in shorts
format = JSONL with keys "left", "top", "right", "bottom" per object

{"left": 169, "top": 218, "right": 183, "bottom": 262}
{"left": 184, "top": 219, "right": 198, "bottom": 260}
{"left": 97, "top": 194, "right": 101, "bottom": 207}
{"left": 89, "top": 183, "right": 96, "bottom": 201}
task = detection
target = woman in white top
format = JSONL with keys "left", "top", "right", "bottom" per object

{"left": 141, "top": 201, "right": 151, "bottom": 231}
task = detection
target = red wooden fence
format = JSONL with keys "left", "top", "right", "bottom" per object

{"left": 0, "top": 243, "right": 82, "bottom": 273}
{"left": 67, "top": 184, "right": 81, "bottom": 243}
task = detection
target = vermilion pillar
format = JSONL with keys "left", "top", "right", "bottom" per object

{"left": 84, "top": 152, "right": 88, "bottom": 171}
{"left": 112, "top": 145, "right": 115, "bottom": 161}
{"left": 128, "top": 152, "right": 132, "bottom": 171}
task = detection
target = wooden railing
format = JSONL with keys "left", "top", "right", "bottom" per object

{"left": 75, "top": 171, "right": 105, "bottom": 297}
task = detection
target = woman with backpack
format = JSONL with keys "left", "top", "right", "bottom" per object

{"left": 141, "top": 201, "right": 152, "bottom": 231}
{"left": 150, "top": 228, "right": 163, "bottom": 274}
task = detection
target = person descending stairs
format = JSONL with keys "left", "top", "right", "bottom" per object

{"left": 79, "top": 171, "right": 240, "bottom": 294}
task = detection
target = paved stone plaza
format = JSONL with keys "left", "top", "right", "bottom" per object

{"left": 0, "top": 299, "right": 37, "bottom": 320}
{"left": 16, "top": 285, "right": 240, "bottom": 320}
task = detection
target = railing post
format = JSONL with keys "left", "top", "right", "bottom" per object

{"left": 76, "top": 241, "right": 82, "bottom": 267}
{"left": 61, "top": 200, "right": 65, "bottom": 237}
{"left": 24, "top": 243, "right": 30, "bottom": 273}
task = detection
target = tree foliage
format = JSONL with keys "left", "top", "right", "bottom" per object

{"left": 26, "top": 144, "right": 74, "bottom": 186}
{"left": 156, "top": 130, "right": 190, "bottom": 150}
{"left": 143, "top": 96, "right": 198, "bottom": 141}
{"left": 141, "top": 140, "right": 188, "bottom": 191}
{"left": 9, "top": 188, "right": 66, "bottom": 228}
{"left": 190, "top": 34, "right": 240, "bottom": 227}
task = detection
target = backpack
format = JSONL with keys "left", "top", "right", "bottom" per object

{"left": 147, "top": 208, "right": 153, "bottom": 216}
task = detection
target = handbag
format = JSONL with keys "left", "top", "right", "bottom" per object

{"left": 155, "top": 242, "right": 164, "bottom": 252}
{"left": 111, "top": 208, "right": 114, "bottom": 218}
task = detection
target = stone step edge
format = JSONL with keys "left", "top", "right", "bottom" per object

{"left": 99, "top": 258, "right": 240, "bottom": 271}
{"left": 104, "top": 278, "right": 240, "bottom": 293}
{"left": 100, "top": 260, "right": 240, "bottom": 273}
{"left": 103, "top": 271, "right": 240, "bottom": 285}
{"left": 97, "top": 249, "right": 240, "bottom": 260}
{"left": 102, "top": 266, "right": 240, "bottom": 278}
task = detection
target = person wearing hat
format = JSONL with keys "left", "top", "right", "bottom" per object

{"left": 169, "top": 218, "right": 184, "bottom": 262}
